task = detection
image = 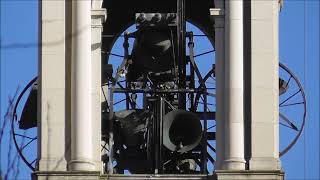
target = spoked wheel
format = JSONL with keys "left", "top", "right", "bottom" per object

{"left": 11, "top": 77, "right": 38, "bottom": 171}
{"left": 192, "top": 68, "right": 217, "bottom": 172}
{"left": 193, "top": 62, "right": 307, "bottom": 168}
{"left": 279, "top": 63, "right": 307, "bottom": 156}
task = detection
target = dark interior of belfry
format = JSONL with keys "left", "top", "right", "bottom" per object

{"left": 102, "top": 0, "right": 215, "bottom": 60}
{"left": 99, "top": 0, "right": 218, "bottom": 175}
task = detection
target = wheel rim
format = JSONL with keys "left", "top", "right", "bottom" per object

{"left": 11, "top": 77, "right": 38, "bottom": 171}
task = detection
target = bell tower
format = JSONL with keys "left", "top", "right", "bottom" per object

{"left": 30, "top": 0, "right": 287, "bottom": 179}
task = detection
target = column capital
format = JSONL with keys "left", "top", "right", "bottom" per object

{"left": 210, "top": 8, "right": 225, "bottom": 17}
{"left": 210, "top": 8, "right": 225, "bottom": 28}
{"left": 91, "top": 8, "right": 107, "bottom": 29}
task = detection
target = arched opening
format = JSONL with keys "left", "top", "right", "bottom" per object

{"left": 101, "top": 17, "right": 217, "bottom": 173}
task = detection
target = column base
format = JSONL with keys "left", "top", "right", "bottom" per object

{"left": 222, "top": 158, "right": 246, "bottom": 170}
{"left": 215, "top": 170, "right": 284, "bottom": 180}
{"left": 68, "top": 159, "right": 96, "bottom": 171}
{"left": 32, "top": 171, "right": 100, "bottom": 180}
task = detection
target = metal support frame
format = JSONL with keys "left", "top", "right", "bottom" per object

{"left": 187, "top": 32, "right": 205, "bottom": 88}
{"left": 108, "top": 33, "right": 130, "bottom": 174}
{"left": 202, "top": 93, "right": 208, "bottom": 173}
{"left": 155, "top": 97, "right": 165, "bottom": 174}
{"left": 177, "top": 0, "right": 186, "bottom": 109}
{"left": 106, "top": 1, "right": 211, "bottom": 175}
{"left": 187, "top": 31, "right": 208, "bottom": 173}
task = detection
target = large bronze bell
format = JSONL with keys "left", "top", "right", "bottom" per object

{"left": 163, "top": 110, "right": 202, "bottom": 153}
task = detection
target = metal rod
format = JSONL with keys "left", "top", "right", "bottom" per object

{"left": 190, "top": 56, "right": 195, "bottom": 111}
{"left": 20, "top": 138, "right": 36, "bottom": 151}
{"left": 280, "top": 102, "right": 304, "bottom": 107}
{"left": 113, "top": 98, "right": 127, "bottom": 106}
{"left": 202, "top": 92, "right": 208, "bottom": 174}
{"left": 13, "top": 133, "right": 36, "bottom": 140}
{"left": 177, "top": 0, "right": 186, "bottom": 109}
{"left": 107, "top": 88, "right": 114, "bottom": 174}
{"left": 193, "top": 34, "right": 207, "bottom": 37}
{"left": 102, "top": 34, "right": 125, "bottom": 38}
{"left": 194, "top": 50, "right": 215, "bottom": 58}
{"left": 207, "top": 142, "right": 216, "bottom": 152}
{"left": 113, "top": 88, "right": 205, "bottom": 94}
{"left": 102, "top": 51, "right": 125, "bottom": 58}
{"left": 159, "top": 97, "right": 164, "bottom": 173}
{"left": 279, "top": 113, "right": 299, "bottom": 131}
{"left": 207, "top": 153, "right": 215, "bottom": 164}
{"left": 279, "top": 89, "right": 301, "bottom": 106}
{"left": 187, "top": 32, "right": 205, "bottom": 88}
{"left": 30, "top": 158, "right": 37, "bottom": 165}
{"left": 154, "top": 98, "right": 159, "bottom": 174}
{"left": 116, "top": 82, "right": 135, "bottom": 108}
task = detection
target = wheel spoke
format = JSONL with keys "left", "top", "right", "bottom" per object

{"left": 280, "top": 102, "right": 304, "bottom": 107}
{"left": 14, "top": 133, "right": 35, "bottom": 140}
{"left": 279, "top": 113, "right": 299, "bottom": 131}
{"left": 20, "top": 138, "right": 37, "bottom": 151}
{"left": 197, "top": 101, "right": 215, "bottom": 106}
{"left": 285, "top": 75, "right": 293, "bottom": 89}
{"left": 30, "top": 158, "right": 37, "bottom": 165}
{"left": 207, "top": 153, "right": 215, "bottom": 164}
{"left": 280, "top": 122, "right": 295, "bottom": 130}
{"left": 199, "top": 96, "right": 215, "bottom": 109}
{"left": 194, "top": 50, "right": 214, "bottom": 58}
{"left": 102, "top": 80, "right": 126, "bottom": 88}
{"left": 113, "top": 98, "right": 127, "bottom": 106}
{"left": 116, "top": 82, "right": 137, "bottom": 108}
{"left": 193, "top": 34, "right": 207, "bottom": 37}
{"left": 209, "top": 75, "right": 216, "bottom": 81}
{"left": 102, "top": 51, "right": 124, "bottom": 58}
{"left": 207, "top": 125, "right": 216, "bottom": 131}
{"left": 207, "top": 142, "right": 216, "bottom": 152}
{"left": 279, "top": 89, "right": 301, "bottom": 106}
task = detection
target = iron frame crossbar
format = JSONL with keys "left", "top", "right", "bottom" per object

{"left": 113, "top": 88, "right": 205, "bottom": 94}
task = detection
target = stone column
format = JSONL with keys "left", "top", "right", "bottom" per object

{"left": 223, "top": 0, "right": 246, "bottom": 170}
{"left": 37, "top": 0, "right": 67, "bottom": 171}
{"left": 249, "top": 0, "right": 281, "bottom": 170}
{"left": 210, "top": 0, "right": 225, "bottom": 170}
{"left": 91, "top": 8, "right": 107, "bottom": 172}
{"left": 69, "top": 0, "right": 95, "bottom": 171}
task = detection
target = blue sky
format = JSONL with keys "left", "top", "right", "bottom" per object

{"left": 1, "top": 0, "right": 319, "bottom": 180}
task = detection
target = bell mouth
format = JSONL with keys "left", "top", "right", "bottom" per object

{"left": 163, "top": 110, "right": 202, "bottom": 153}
